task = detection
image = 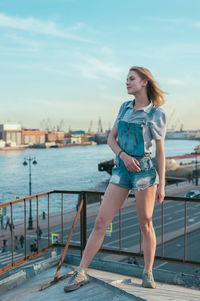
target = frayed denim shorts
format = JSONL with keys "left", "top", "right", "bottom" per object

{"left": 109, "top": 156, "right": 159, "bottom": 191}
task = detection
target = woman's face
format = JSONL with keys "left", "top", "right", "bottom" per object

{"left": 126, "top": 70, "right": 147, "bottom": 95}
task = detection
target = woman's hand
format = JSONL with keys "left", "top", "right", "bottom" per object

{"left": 155, "top": 184, "right": 165, "bottom": 204}
{"left": 120, "top": 152, "right": 141, "bottom": 172}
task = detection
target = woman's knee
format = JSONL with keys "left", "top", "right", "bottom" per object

{"left": 140, "top": 218, "right": 153, "bottom": 236}
{"left": 94, "top": 216, "right": 108, "bottom": 233}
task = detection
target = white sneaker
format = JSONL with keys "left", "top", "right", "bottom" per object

{"left": 64, "top": 268, "right": 89, "bottom": 292}
{"left": 142, "top": 270, "right": 156, "bottom": 289}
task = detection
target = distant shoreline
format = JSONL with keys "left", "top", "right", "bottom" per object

{"left": 0, "top": 146, "right": 30, "bottom": 151}
{"left": 0, "top": 142, "right": 98, "bottom": 151}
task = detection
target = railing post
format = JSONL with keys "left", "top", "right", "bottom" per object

{"left": 184, "top": 200, "right": 187, "bottom": 261}
{"left": 24, "top": 199, "right": 27, "bottom": 259}
{"left": 36, "top": 196, "right": 39, "bottom": 253}
{"left": 119, "top": 208, "right": 122, "bottom": 250}
{"left": 162, "top": 201, "right": 164, "bottom": 257}
{"left": 139, "top": 228, "right": 142, "bottom": 255}
{"left": 80, "top": 192, "right": 87, "bottom": 257}
{"left": 61, "top": 193, "right": 64, "bottom": 243}
{"left": 48, "top": 193, "right": 50, "bottom": 247}
{"left": 10, "top": 203, "right": 14, "bottom": 266}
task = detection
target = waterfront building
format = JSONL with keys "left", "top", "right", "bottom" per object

{"left": 63, "top": 134, "right": 82, "bottom": 144}
{"left": 0, "top": 123, "right": 22, "bottom": 146}
{"left": 67, "top": 130, "right": 88, "bottom": 144}
{"left": 70, "top": 135, "right": 82, "bottom": 144}
{"left": 46, "top": 131, "right": 65, "bottom": 142}
{"left": 69, "top": 130, "right": 86, "bottom": 135}
{"left": 22, "top": 129, "right": 46, "bottom": 145}
{"left": 0, "top": 140, "right": 6, "bottom": 147}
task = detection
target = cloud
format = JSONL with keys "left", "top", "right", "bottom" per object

{"left": 146, "top": 17, "right": 186, "bottom": 24}
{"left": 146, "top": 16, "right": 200, "bottom": 30}
{"left": 162, "top": 75, "right": 200, "bottom": 92}
{"left": 143, "top": 43, "right": 200, "bottom": 60}
{"left": 126, "top": 25, "right": 142, "bottom": 31}
{"left": 192, "top": 22, "right": 200, "bottom": 29}
{"left": 75, "top": 55, "right": 125, "bottom": 80}
{"left": 0, "top": 13, "right": 94, "bottom": 43}
{"left": 70, "top": 22, "right": 85, "bottom": 31}
{"left": 164, "top": 79, "right": 185, "bottom": 86}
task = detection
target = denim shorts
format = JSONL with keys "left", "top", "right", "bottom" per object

{"left": 109, "top": 155, "right": 159, "bottom": 191}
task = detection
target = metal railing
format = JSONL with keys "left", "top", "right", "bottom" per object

{"left": 0, "top": 190, "right": 84, "bottom": 274}
{"left": 0, "top": 190, "right": 200, "bottom": 275}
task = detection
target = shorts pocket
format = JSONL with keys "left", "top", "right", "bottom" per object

{"left": 133, "top": 169, "right": 158, "bottom": 190}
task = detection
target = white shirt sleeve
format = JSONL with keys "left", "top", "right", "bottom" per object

{"left": 149, "top": 108, "right": 167, "bottom": 140}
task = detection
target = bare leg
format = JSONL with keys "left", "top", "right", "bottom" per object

{"left": 134, "top": 185, "right": 157, "bottom": 271}
{"left": 80, "top": 183, "right": 130, "bottom": 269}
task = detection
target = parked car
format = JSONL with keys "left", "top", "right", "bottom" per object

{"left": 185, "top": 190, "right": 200, "bottom": 198}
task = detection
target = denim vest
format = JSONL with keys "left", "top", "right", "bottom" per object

{"left": 117, "top": 100, "right": 158, "bottom": 157}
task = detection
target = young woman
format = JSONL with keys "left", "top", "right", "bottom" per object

{"left": 64, "top": 66, "right": 166, "bottom": 292}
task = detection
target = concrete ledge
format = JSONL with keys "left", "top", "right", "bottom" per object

{"left": 33, "top": 255, "right": 61, "bottom": 275}
{"left": 0, "top": 270, "right": 27, "bottom": 293}
{"left": 0, "top": 250, "right": 61, "bottom": 293}
{"left": 89, "top": 275, "right": 146, "bottom": 301}
{"left": 65, "top": 254, "right": 200, "bottom": 289}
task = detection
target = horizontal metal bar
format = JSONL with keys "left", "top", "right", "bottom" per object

{"left": 33, "top": 190, "right": 200, "bottom": 202}
{"left": 0, "top": 190, "right": 55, "bottom": 207}
{"left": 1, "top": 190, "right": 200, "bottom": 208}
{"left": 51, "top": 190, "right": 88, "bottom": 195}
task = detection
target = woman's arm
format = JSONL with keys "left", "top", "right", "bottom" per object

{"left": 155, "top": 138, "right": 165, "bottom": 204}
{"left": 107, "top": 126, "right": 121, "bottom": 156}
{"left": 107, "top": 126, "right": 141, "bottom": 172}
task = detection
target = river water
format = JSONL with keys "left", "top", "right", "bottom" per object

{"left": 0, "top": 140, "right": 199, "bottom": 220}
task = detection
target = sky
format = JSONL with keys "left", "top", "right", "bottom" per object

{"left": 0, "top": 0, "right": 200, "bottom": 132}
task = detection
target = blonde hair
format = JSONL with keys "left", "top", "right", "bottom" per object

{"left": 129, "top": 66, "right": 166, "bottom": 106}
